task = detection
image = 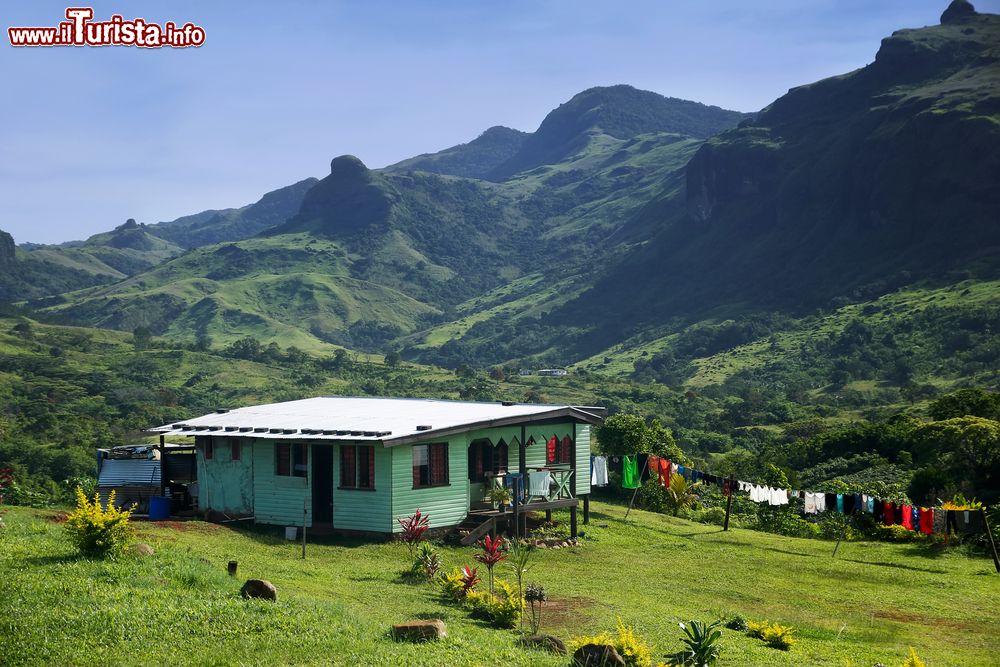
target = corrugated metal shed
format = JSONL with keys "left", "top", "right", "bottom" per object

{"left": 149, "top": 396, "right": 604, "bottom": 446}
{"left": 98, "top": 458, "right": 160, "bottom": 486}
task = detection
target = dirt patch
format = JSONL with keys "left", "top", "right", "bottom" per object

{"left": 535, "top": 595, "right": 597, "bottom": 631}
{"left": 873, "top": 609, "right": 976, "bottom": 631}
{"left": 47, "top": 511, "right": 69, "bottom": 523}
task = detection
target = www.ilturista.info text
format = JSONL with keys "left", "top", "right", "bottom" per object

{"left": 8, "top": 7, "right": 205, "bottom": 48}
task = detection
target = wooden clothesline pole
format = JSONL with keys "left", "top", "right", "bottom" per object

{"left": 983, "top": 506, "right": 1000, "bottom": 574}
{"left": 624, "top": 455, "right": 650, "bottom": 521}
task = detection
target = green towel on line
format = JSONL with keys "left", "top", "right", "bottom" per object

{"left": 622, "top": 455, "right": 640, "bottom": 489}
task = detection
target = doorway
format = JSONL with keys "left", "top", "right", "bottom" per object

{"left": 312, "top": 445, "right": 334, "bottom": 524}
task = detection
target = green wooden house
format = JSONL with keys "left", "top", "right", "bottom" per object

{"left": 150, "top": 397, "right": 605, "bottom": 539}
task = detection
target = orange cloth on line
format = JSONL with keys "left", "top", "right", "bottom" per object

{"left": 648, "top": 454, "right": 661, "bottom": 483}
{"left": 659, "top": 458, "right": 672, "bottom": 486}
{"left": 901, "top": 504, "right": 913, "bottom": 530}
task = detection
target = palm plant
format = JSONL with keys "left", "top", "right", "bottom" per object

{"left": 666, "top": 473, "right": 701, "bottom": 516}
{"left": 506, "top": 540, "right": 532, "bottom": 631}
{"left": 666, "top": 619, "right": 722, "bottom": 666}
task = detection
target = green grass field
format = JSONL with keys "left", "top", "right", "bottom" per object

{"left": 3, "top": 501, "right": 998, "bottom": 666}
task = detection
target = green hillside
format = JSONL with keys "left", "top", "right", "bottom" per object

{"left": 4, "top": 503, "right": 999, "bottom": 666}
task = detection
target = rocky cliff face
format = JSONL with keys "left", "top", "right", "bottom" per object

{"left": 0, "top": 230, "right": 15, "bottom": 270}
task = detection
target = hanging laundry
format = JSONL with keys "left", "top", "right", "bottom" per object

{"left": 919, "top": 507, "right": 934, "bottom": 534}
{"left": 622, "top": 455, "right": 640, "bottom": 489}
{"left": 738, "top": 480, "right": 750, "bottom": 493}
{"left": 590, "top": 456, "right": 609, "bottom": 487}
{"left": 843, "top": 494, "right": 855, "bottom": 514}
{"left": 528, "top": 471, "right": 551, "bottom": 498}
{"left": 836, "top": 494, "right": 844, "bottom": 514}
{"left": 815, "top": 492, "right": 827, "bottom": 513}
{"left": 804, "top": 492, "right": 818, "bottom": 514}
{"left": 911, "top": 505, "right": 919, "bottom": 529}
{"left": 867, "top": 495, "right": 875, "bottom": 514}
{"left": 768, "top": 487, "right": 789, "bottom": 506}
{"left": 853, "top": 493, "right": 863, "bottom": 513}
{"left": 883, "top": 501, "right": 896, "bottom": 526}
{"left": 637, "top": 453, "right": 651, "bottom": 483}
{"left": 677, "top": 465, "right": 687, "bottom": 478}
{"left": 825, "top": 493, "right": 838, "bottom": 513}
{"left": 722, "top": 479, "right": 732, "bottom": 496}
{"left": 658, "top": 458, "right": 672, "bottom": 486}
{"left": 546, "top": 436, "right": 558, "bottom": 464}
{"left": 933, "top": 510, "right": 947, "bottom": 535}
{"left": 901, "top": 504, "right": 914, "bottom": 530}
{"left": 946, "top": 510, "right": 959, "bottom": 536}
{"left": 647, "top": 454, "right": 661, "bottom": 483}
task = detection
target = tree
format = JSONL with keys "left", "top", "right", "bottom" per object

{"left": 224, "top": 336, "right": 262, "bottom": 361}
{"left": 384, "top": 350, "right": 401, "bottom": 367}
{"left": 929, "top": 388, "right": 1000, "bottom": 421}
{"left": 596, "top": 413, "right": 684, "bottom": 461}
{"left": 132, "top": 326, "right": 152, "bottom": 350}
{"left": 193, "top": 334, "right": 213, "bottom": 352}
{"left": 12, "top": 321, "right": 33, "bottom": 340}
{"left": 913, "top": 416, "right": 1000, "bottom": 502}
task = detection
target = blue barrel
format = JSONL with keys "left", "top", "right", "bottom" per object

{"left": 149, "top": 496, "right": 170, "bottom": 521}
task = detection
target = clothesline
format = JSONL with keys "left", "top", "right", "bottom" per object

{"left": 592, "top": 452, "right": 985, "bottom": 537}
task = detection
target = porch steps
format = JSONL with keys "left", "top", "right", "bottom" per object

{"left": 457, "top": 514, "right": 495, "bottom": 546}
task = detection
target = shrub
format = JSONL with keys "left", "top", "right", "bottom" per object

{"left": 64, "top": 488, "right": 135, "bottom": 558}
{"left": 698, "top": 507, "right": 727, "bottom": 526}
{"left": 396, "top": 509, "right": 430, "bottom": 561}
{"left": 665, "top": 619, "right": 723, "bottom": 666}
{"left": 570, "top": 618, "right": 652, "bottom": 667}
{"left": 724, "top": 615, "right": 747, "bottom": 632}
{"left": 413, "top": 542, "right": 442, "bottom": 580}
{"left": 746, "top": 620, "right": 796, "bottom": 650}
{"left": 438, "top": 565, "right": 479, "bottom": 602}
{"left": 465, "top": 578, "right": 522, "bottom": 629}
{"left": 874, "top": 524, "right": 923, "bottom": 544}
{"left": 902, "top": 647, "right": 926, "bottom": 667}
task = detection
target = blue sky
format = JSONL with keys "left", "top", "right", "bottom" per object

{"left": 2, "top": 0, "right": 997, "bottom": 244}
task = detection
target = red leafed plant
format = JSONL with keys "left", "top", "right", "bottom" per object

{"left": 397, "top": 509, "right": 430, "bottom": 559}
{"left": 474, "top": 534, "right": 507, "bottom": 594}
{"left": 460, "top": 565, "right": 480, "bottom": 593}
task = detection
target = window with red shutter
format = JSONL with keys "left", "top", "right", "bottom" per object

{"left": 276, "top": 443, "right": 291, "bottom": 476}
{"left": 560, "top": 435, "right": 573, "bottom": 464}
{"left": 340, "top": 445, "right": 356, "bottom": 487}
{"left": 413, "top": 443, "right": 449, "bottom": 488}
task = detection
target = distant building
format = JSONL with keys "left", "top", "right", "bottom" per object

{"left": 537, "top": 368, "right": 568, "bottom": 377}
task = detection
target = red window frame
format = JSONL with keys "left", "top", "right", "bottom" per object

{"left": 413, "top": 443, "right": 449, "bottom": 488}
{"left": 341, "top": 445, "right": 375, "bottom": 490}
{"left": 276, "top": 443, "right": 307, "bottom": 477}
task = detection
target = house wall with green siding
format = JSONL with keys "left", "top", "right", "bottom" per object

{"left": 197, "top": 437, "right": 253, "bottom": 515}
{"left": 251, "top": 440, "right": 312, "bottom": 526}
{"left": 390, "top": 433, "right": 469, "bottom": 532}
{"left": 389, "top": 420, "right": 591, "bottom": 532}
{"left": 332, "top": 443, "right": 393, "bottom": 532}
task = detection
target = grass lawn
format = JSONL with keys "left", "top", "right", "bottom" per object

{"left": 2, "top": 501, "right": 998, "bottom": 666}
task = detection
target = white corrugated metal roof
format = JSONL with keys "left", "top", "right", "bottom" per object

{"left": 150, "top": 396, "right": 604, "bottom": 447}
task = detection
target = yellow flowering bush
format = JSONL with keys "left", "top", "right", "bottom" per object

{"left": 65, "top": 488, "right": 135, "bottom": 558}
{"left": 746, "top": 619, "right": 797, "bottom": 650}
{"left": 570, "top": 618, "right": 653, "bottom": 667}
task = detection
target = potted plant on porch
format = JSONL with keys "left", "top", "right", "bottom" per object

{"left": 491, "top": 483, "right": 512, "bottom": 513}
